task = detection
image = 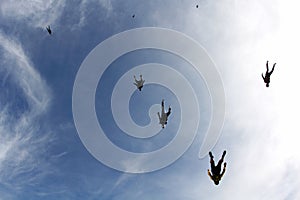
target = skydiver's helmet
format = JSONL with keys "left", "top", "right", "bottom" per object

{"left": 214, "top": 180, "right": 219, "bottom": 185}
{"left": 266, "top": 83, "right": 269, "bottom": 87}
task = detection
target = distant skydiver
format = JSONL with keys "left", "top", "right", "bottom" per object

{"left": 133, "top": 75, "right": 145, "bottom": 91}
{"left": 262, "top": 60, "right": 276, "bottom": 87}
{"left": 157, "top": 99, "right": 171, "bottom": 129}
{"left": 208, "top": 150, "right": 227, "bottom": 185}
{"left": 132, "top": 14, "right": 135, "bottom": 18}
{"left": 46, "top": 25, "right": 52, "bottom": 35}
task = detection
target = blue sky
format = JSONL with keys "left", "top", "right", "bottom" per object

{"left": 1, "top": 0, "right": 300, "bottom": 199}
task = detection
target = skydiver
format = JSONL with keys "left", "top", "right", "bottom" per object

{"left": 262, "top": 60, "right": 276, "bottom": 87}
{"left": 133, "top": 75, "right": 145, "bottom": 91}
{"left": 196, "top": 5, "right": 199, "bottom": 8}
{"left": 132, "top": 14, "right": 135, "bottom": 18}
{"left": 208, "top": 150, "right": 227, "bottom": 185}
{"left": 46, "top": 25, "right": 52, "bottom": 35}
{"left": 157, "top": 99, "right": 171, "bottom": 129}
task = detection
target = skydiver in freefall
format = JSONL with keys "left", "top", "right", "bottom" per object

{"left": 133, "top": 75, "right": 145, "bottom": 91}
{"left": 262, "top": 60, "right": 276, "bottom": 87}
{"left": 208, "top": 150, "right": 227, "bottom": 185}
{"left": 157, "top": 99, "right": 171, "bottom": 129}
{"left": 46, "top": 25, "right": 52, "bottom": 35}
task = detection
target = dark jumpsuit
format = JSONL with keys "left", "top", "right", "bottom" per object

{"left": 208, "top": 151, "right": 227, "bottom": 185}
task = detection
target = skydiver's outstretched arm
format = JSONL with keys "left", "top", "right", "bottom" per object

{"left": 270, "top": 63, "right": 276, "bottom": 74}
{"left": 134, "top": 75, "right": 138, "bottom": 82}
{"left": 208, "top": 169, "right": 213, "bottom": 180}
{"left": 262, "top": 73, "right": 265, "bottom": 80}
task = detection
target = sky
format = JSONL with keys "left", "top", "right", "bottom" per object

{"left": 0, "top": 0, "right": 300, "bottom": 199}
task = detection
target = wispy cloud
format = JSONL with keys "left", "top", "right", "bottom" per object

{"left": 102, "top": 1, "right": 299, "bottom": 199}
{"left": 0, "top": 0, "right": 66, "bottom": 28}
{"left": 0, "top": 32, "right": 54, "bottom": 197}
{"left": 74, "top": 0, "right": 114, "bottom": 28}
{"left": 0, "top": 32, "right": 51, "bottom": 115}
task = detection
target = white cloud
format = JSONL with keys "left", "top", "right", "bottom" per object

{"left": 180, "top": 0, "right": 300, "bottom": 199}
{"left": 75, "top": 0, "right": 113, "bottom": 28}
{"left": 0, "top": 32, "right": 54, "bottom": 196}
{"left": 122, "top": 0, "right": 300, "bottom": 199}
{"left": 0, "top": 0, "right": 66, "bottom": 28}
{"left": 0, "top": 32, "right": 51, "bottom": 115}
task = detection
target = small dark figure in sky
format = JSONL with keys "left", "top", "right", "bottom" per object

{"left": 133, "top": 75, "right": 145, "bottom": 91}
{"left": 157, "top": 99, "right": 171, "bottom": 129}
{"left": 262, "top": 60, "right": 276, "bottom": 87}
{"left": 208, "top": 150, "right": 227, "bottom": 185}
{"left": 132, "top": 14, "right": 135, "bottom": 18}
{"left": 46, "top": 25, "right": 52, "bottom": 35}
{"left": 196, "top": 5, "right": 199, "bottom": 8}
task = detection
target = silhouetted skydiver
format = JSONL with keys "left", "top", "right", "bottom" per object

{"left": 196, "top": 5, "right": 199, "bottom": 8}
{"left": 262, "top": 60, "right": 276, "bottom": 87}
{"left": 132, "top": 14, "right": 135, "bottom": 18}
{"left": 133, "top": 75, "right": 145, "bottom": 91}
{"left": 157, "top": 99, "right": 171, "bottom": 129}
{"left": 208, "top": 150, "right": 227, "bottom": 185}
{"left": 46, "top": 25, "right": 52, "bottom": 35}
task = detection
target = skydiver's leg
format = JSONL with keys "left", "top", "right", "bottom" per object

{"left": 270, "top": 63, "right": 276, "bottom": 74}
{"left": 161, "top": 100, "right": 165, "bottom": 115}
{"left": 217, "top": 151, "right": 226, "bottom": 167}
{"left": 209, "top": 152, "right": 215, "bottom": 168}
{"left": 210, "top": 158, "right": 215, "bottom": 170}
{"left": 266, "top": 61, "right": 269, "bottom": 73}
{"left": 222, "top": 150, "right": 226, "bottom": 159}
{"left": 166, "top": 107, "right": 171, "bottom": 117}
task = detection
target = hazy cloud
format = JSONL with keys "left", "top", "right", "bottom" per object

{"left": 0, "top": 0, "right": 66, "bottom": 28}
{"left": 0, "top": 32, "right": 53, "bottom": 197}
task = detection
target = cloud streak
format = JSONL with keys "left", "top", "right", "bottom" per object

{"left": 0, "top": 0, "right": 66, "bottom": 28}
{"left": 76, "top": 0, "right": 113, "bottom": 28}
{"left": 102, "top": 0, "right": 299, "bottom": 199}
{"left": 0, "top": 32, "right": 54, "bottom": 197}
